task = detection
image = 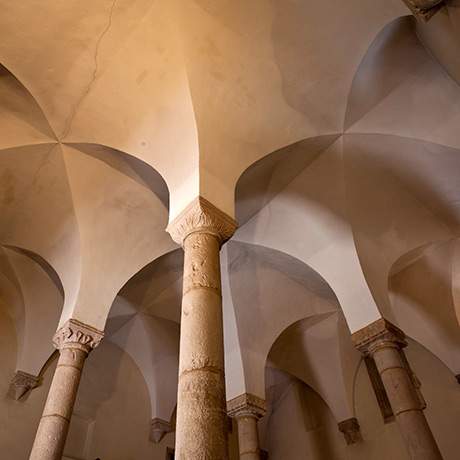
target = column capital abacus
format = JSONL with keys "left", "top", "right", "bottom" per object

{"left": 227, "top": 393, "right": 267, "bottom": 420}
{"left": 167, "top": 196, "right": 237, "bottom": 246}
{"left": 150, "top": 418, "right": 173, "bottom": 443}
{"left": 53, "top": 319, "right": 104, "bottom": 353}
{"left": 352, "top": 318, "right": 406, "bottom": 356}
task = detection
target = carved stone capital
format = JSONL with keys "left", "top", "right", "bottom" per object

{"left": 401, "top": 0, "right": 444, "bottom": 21}
{"left": 7, "top": 371, "right": 40, "bottom": 400}
{"left": 338, "top": 417, "right": 362, "bottom": 445}
{"left": 227, "top": 393, "right": 267, "bottom": 419}
{"left": 53, "top": 319, "right": 104, "bottom": 353}
{"left": 167, "top": 196, "right": 237, "bottom": 246}
{"left": 352, "top": 318, "right": 406, "bottom": 356}
{"left": 150, "top": 418, "right": 172, "bottom": 443}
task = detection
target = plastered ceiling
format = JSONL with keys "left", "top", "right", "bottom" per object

{"left": 1, "top": 0, "right": 460, "bottom": 429}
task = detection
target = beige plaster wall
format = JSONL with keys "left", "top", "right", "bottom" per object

{"left": 79, "top": 341, "right": 175, "bottom": 460}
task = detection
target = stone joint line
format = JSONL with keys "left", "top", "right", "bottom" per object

{"left": 180, "top": 366, "right": 223, "bottom": 378}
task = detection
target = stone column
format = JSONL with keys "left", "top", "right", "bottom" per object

{"left": 29, "top": 319, "right": 103, "bottom": 460}
{"left": 353, "top": 319, "right": 442, "bottom": 460}
{"left": 167, "top": 197, "right": 237, "bottom": 460}
{"left": 227, "top": 393, "right": 266, "bottom": 460}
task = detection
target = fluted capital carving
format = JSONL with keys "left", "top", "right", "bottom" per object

{"left": 227, "top": 393, "right": 267, "bottom": 419}
{"left": 53, "top": 319, "right": 104, "bottom": 353}
{"left": 352, "top": 318, "right": 406, "bottom": 356}
{"left": 401, "top": 0, "right": 444, "bottom": 21}
{"left": 167, "top": 196, "right": 237, "bottom": 246}
{"left": 7, "top": 371, "right": 40, "bottom": 400}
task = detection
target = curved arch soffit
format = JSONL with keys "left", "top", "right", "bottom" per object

{"left": 388, "top": 239, "right": 460, "bottom": 373}
{"left": 0, "top": 61, "right": 56, "bottom": 142}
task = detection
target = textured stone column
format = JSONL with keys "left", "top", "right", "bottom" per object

{"left": 228, "top": 393, "right": 266, "bottom": 460}
{"left": 167, "top": 197, "right": 237, "bottom": 460}
{"left": 29, "top": 319, "right": 103, "bottom": 460}
{"left": 353, "top": 319, "right": 442, "bottom": 460}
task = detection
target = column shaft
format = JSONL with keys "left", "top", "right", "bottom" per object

{"left": 175, "top": 232, "right": 228, "bottom": 459}
{"left": 29, "top": 319, "right": 103, "bottom": 460}
{"left": 236, "top": 415, "right": 261, "bottom": 460}
{"left": 168, "top": 197, "right": 237, "bottom": 460}
{"left": 29, "top": 347, "right": 87, "bottom": 460}
{"left": 227, "top": 393, "right": 266, "bottom": 460}
{"left": 372, "top": 345, "right": 442, "bottom": 460}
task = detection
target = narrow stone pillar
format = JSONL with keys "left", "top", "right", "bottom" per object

{"left": 29, "top": 319, "right": 103, "bottom": 460}
{"left": 352, "top": 319, "right": 442, "bottom": 460}
{"left": 227, "top": 393, "right": 266, "bottom": 460}
{"left": 167, "top": 197, "right": 237, "bottom": 460}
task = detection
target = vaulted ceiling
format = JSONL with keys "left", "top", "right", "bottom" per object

{"left": 1, "top": 0, "right": 460, "bottom": 429}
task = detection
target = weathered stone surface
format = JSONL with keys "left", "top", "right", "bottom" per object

{"left": 353, "top": 320, "right": 442, "bottom": 460}
{"left": 338, "top": 417, "right": 362, "bottom": 445}
{"left": 150, "top": 418, "right": 172, "bottom": 443}
{"left": 7, "top": 370, "right": 40, "bottom": 400}
{"left": 167, "top": 196, "right": 237, "bottom": 246}
{"left": 29, "top": 320, "right": 103, "bottom": 460}
{"left": 53, "top": 318, "right": 104, "bottom": 352}
{"left": 352, "top": 318, "right": 406, "bottom": 355}
{"left": 401, "top": 0, "right": 444, "bottom": 21}
{"left": 227, "top": 393, "right": 266, "bottom": 420}
{"left": 167, "top": 197, "right": 236, "bottom": 460}
{"left": 228, "top": 393, "right": 266, "bottom": 460}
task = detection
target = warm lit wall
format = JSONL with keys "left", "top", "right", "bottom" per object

{"left": 76, "top": 341, "right": 175, "bottom": 460}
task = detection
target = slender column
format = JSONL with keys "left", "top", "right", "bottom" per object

{"left": 29, "top": 319, "right": 103, "bottom": 460}
{"left": 167, "top": 197, "right": 237, "bottom": 460}
{"left": 353, "top": 319, "right": 442, "bottom": 460}
{"left": 228, "top": 394, "right": 266, "bottom": 460}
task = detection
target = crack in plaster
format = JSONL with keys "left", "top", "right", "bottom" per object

{"left": 60, "top": 0, "right": 119, "bottom": 140}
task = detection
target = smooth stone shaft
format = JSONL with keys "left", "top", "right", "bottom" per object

{"left": 175, "top": 232, "right": 229, "bottom": 460}
{"left": 29, "top": 347, "right": 87, "bottom": 460}
{"left": 237, "top": 415, "right": 261, "bottom": 460}
{"left": 373, "top": 345, "right": 442, "bottom": 460}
